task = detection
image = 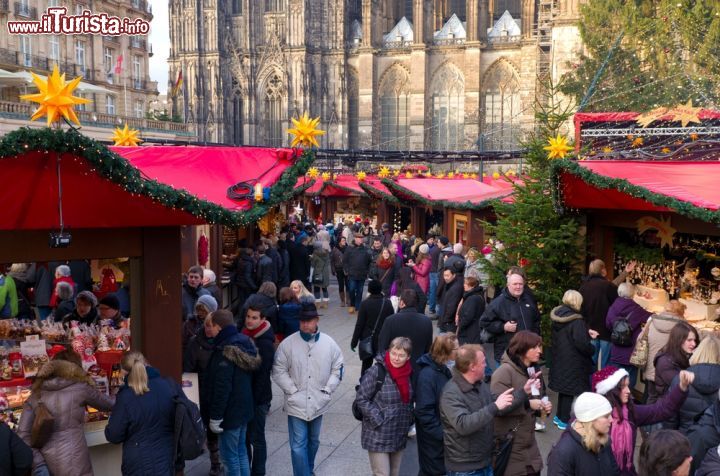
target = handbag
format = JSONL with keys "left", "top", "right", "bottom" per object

{"left": 30, "top": 395, "right": 55, "bottom": 448}
{"left": 492, "top": 418, "right": 521, "bottom": 476}
{"left": 630, "top": 317, "right": 652, "bottom": 367}
{"left": 358, "top": 300, "right": 386, "bottom": 361}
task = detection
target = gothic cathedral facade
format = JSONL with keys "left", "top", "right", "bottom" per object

{"left": 168, "top": 0, "right": 585, "bottom": 150}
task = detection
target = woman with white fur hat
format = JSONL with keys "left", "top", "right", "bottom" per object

{"left": 547, "top": 392, "right": 619, "bottom": 475}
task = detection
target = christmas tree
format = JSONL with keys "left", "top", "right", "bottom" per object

{"left": 561, "top": 0, "right": 720, "bottom": 112}
{"left": 482, "top": 84, "right": 584, "bottom": 344}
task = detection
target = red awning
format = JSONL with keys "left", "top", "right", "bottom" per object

{"left": 300, "top": 174, "right": 368, "bottom": 197}
{"left": 556, "top": 161, "right": 720, "bottom": 221}
{"left": 112, "top": 146, "right": 298, "bottom": 211}
{"left": 385, "top": 177, "right": 512, "bottom": 208}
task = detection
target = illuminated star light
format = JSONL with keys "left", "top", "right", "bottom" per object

{"left": 111, "top": 124, "right": 142, "bottom": 146}
{"left": 20, "top": 65, "right": 90, "bottom": 126}
{"left": 543, "top": 135, "right": 573, "bottom": 159}
{"left": 287, "top": 112, "right": 326, "bottom": 148}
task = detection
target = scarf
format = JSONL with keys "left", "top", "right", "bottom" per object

{"left": 242, "top": 320, "right": 270, "bottom": 339}
{"left": 384, "top": 352, "right": 412, "bottom": 404}
{"left": 377, "top": 257, "right": 394, "bottom": 270}
{"left": 300, "top": 330, "right": 320, "bottom": 342}
{"left": 610, "top": 405, "right": 634, "bottom": 472}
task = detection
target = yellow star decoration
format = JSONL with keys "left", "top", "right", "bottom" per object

{"left": 543, "top": 135, "right": 573, "bottom": 160}
{"left": 111, "top": 124, "right": 142, "bottom": 146}
{"left": 19, "top": 65, "right": 90, "bottom": 126}
{"left": 507, "top": 170, "right": 516, "bottom": 177}
{"left": 435, "top": 172, "right": 445, "bottom": 179}
{"left": 306, "top": 167, "right": 320, "bottom": 179}
{"left": 405, "top": 171, "right": 413, "bottom": 178}
{"left": 602, "top": 146, "right": 613, "bottom": 153}
{"left": 393, "top": 170, "right": 400, "bottom": 177}
{"left": 462, "top": 173, "right": 469, "bottom": 179}
{"left": 492, "top": 172, "right": 500, "bottom": 180}
{"left": 448, "top": 171, "right": 455, "bottom": 178}
{"left": 321, "top": 172, "right": 331, "bottom": 181}
{"left": 471, "top": 173, "right": 478, "bottom": 179}
{"left": 661, "top": 147, "right": 671, "bottom": 154}
{"left": 690, "top": 133, "right": 699, "bottom": 141}
{"left": 356, "top": 171, "right": 367, "bottom": 181}
{"left": 632, "top": 137, "right": 644, "bottom": 148}
{"left": 670, "top": 100, "right": 702, "bottom": 128}
{"left": 287, "top": 112, "right": 325, "bottom": 147}
{"left": 378, "top": 166, "right": 391, "bottom": 178}
{"left": 635, "top": 107, "right": 669, "bottom": 128}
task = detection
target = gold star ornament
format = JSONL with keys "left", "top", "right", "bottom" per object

{"left": 306, "top": 167, "right": 319, "bottom": 179}
{"left": 378, "top": 166, "right": 391, "bottom": 178}
{"left": 543, "top": 135, "right": 573, "bottom": 160}
{"left": 111, "top": 124, "right": 142, "bottom": 146}
{"left": 287, "top": 112, "right": 325, "bottom": 148}
{"left": 20, "top": 65, "right": 90, "bottom": 126}
{"left": 321, "top": 172, "right": 331, "bottom": 181}
{"left": 356, "top": 171, "right": 367, "bottom": 181}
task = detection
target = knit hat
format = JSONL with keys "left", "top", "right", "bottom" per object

{"left": 592, "top": 366, "right": 629, "bottom": 395}
{"left": 439, "top": 236, "right": 450, "bottom": 246}
{"left": 573, "top": 392, "right": 613, "bottom": 422}
{"left": 98, "top": 294, "right": 120, "bottom": 310}
{"left": 368, "top": 279, "right": 383, "bottom": 295}
{"left": 419, "top": 244, "right": 429, "bottom": 255}
{"left": 75, "top": 290, "right": 98, "bottom": 307}
{"left": 196, "top": 294, "right": 218, "bottom": 313}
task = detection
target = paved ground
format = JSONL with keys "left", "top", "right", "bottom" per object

{"left": 187, "top": 283, "right": 567, "bottom": 476}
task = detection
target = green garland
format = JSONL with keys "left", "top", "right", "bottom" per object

{"left": 358, "top": 181, "right": 400, "bottom": 205}
{"left": 0, "top": 127, "right": 315, "bottom": 227}
{"left": 551, "top": 159, "right": 720, "bottom": 224}
{"left": 309, "top": 180, "right": 368, "bottom": 198}
{"left": 381, "top": 178, "right": 508, "bottom": 210}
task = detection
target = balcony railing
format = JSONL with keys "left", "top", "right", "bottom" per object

{"left": 0, "top": 99, "right": 195, "bottom": 136}
{"left": 13, "top": 2, "right": 36, "bottom": 18}
{"left": 131, "top": 79, "right": 158, "bottom": 91}
{"left": 433, "top": 38, "right": 466, "bottom": 46}
{"left": 130, "top": 37, "right": 147, "bottom": 50}
{"left": 382, "top": 40, "right": 413, "bottom": 50}
{"left": 102, "top": 35, "right": 119, "bottom": 44}
{"left": 488, "top": 35, "right": 521, "bottom": 45}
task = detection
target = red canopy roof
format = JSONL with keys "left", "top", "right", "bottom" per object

{"left": 298, "top": 174, "right": 368, "bottom": 197}
{"left": 555, "top": 160, "right": 720, "bottom": 222}
{"left": 384, "top": 177, "right": 513, "bottom": 209}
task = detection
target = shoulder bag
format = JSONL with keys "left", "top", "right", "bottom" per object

{"left": 493, "top": 417, "right": 521, "bottom": 476}
{"left": 358, "top": 299, "right": 386, "bottom": 361}
{"left": 630, "top": 317, "right": 652, "bottom": 367}
{"left": 30, "top": 394, "right": 55, "bottom": 449}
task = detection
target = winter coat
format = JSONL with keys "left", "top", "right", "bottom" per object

{"left": 412, "top": 258, "right": 431, "bottom": 293}
{"left": 689, "top": 401, "right": 720, "bottom": 474}
{"left": 439, "top": 368, "right": 527, "bottom": 472}
{"left": 272, "top": 331, "right": 344, "bottom": 421}
{"left": 605, "top": 297, "right": 652, "bottom": 366}
{"left": 0, "top": 421, "right": 32, "bottom": 476}
{"left": 342, "top": 244, "right": 372, "bottom": 280}
{"left": 697, "top": 445, "right": 720, "bottom": 476}
{"left": 17, "top": 360, "right": 114, "bottom": 476}
{"left": 652, "top": 352, "right": 684, "bottom": 402}
{"left": 351, "top": 295, "right": 394, "bottom": 355}
{"left": 181, "top": 282, "right": 210, "bottom": 321}
{"left": 438, "top": 276, "right": 464, "bottom": 330}
{"left": 444, "top": 254, "right": 466, "bottom": 274}
{"left": 277, "top": 301, "right": 301, "bottom": 338}
{"left": 481, "top": 287, "right": 541, "bottom": 362}
{"left": 667, "top": 363, "right": 720, "bottom": 433}
{"left": 428, "top": 244, "right": 442, "bottom": 273}
{"left": 377, "top": 308, "right": 433, "bottom": 376}
{"left": 288, "top": 241, "right": 311, "bottom": 286}
{"left": 104, "top": 366, "right": 176, "bottom": 476}
{"left": 645, "top": 312, "right": 683, "bottom": 383}
{"left": 243, "top": 322, "right": 275, "bottom": 406}
{"left": 491, "top": 353, "right": 545, "bottom": 476}
{"left": 202, "top": 325, "right": 260, "bottom": 430}
{"left": 549, "top": 305, "right": 595, "bottom": 396}
{"left": 310, "top": 249, "right": 331, "bottom": 288}
{"left": 579, "top": 274, "right": 619, "bottom": 341}
{"left": 330, "top": 245, "right": 345, "bottom": 275}
{"left": 277, "top": 244, "right": 291, "bottom": 288}
{"left": 255, "top": 254, "right": 274, "bottom": 287}
{"left": 370, "top": 261, "right": 395, "bottom": 296}
{"left": 53, "top": 298, "right": 75, "bottom": 322}
{"left": 234, "top": 254, "right": 258, "bottom": 293}
{"left": 546, "top": 427, "right": 620, "bottom": 476}
{"left": 414, "top": 353, "right": 452, "bottom": 476}
{"left": 203, "top": 283, "right": 222, "bottom": 307}
{"left": 266, "top": 246, "right": 282, "bottom": 284}
{"left": 392, "top": 280, "right": 428, "bottom": 315}
{"left": 456, "top": 286, "right": 485, "bottom": 345}
{"left": 238, "top": 293, "right": 278, "bottom": 329}
{"left": 182, "top": 328, "right": 214, "bottom": 383}
{"left": 355, "top": 357, "right": 414, "bottom": 453}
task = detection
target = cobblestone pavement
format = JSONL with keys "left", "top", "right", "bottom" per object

{"left": 187, "top": 283, "right": 568, "bottom": 476}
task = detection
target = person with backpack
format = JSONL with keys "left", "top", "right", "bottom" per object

{"left": 203, "top": 309, "right": 260, "bottom": 476}
{"left": 105, "top": 351, "right": 178, "bottom": 476}
{"left": 354, "top": 337, "right": 414, "bottom": 476}
{"left": 605, "top": 283, "right": 652, "bottom": 388}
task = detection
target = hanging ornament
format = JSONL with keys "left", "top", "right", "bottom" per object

{"left": 378, "top": 166, "right": 390, "bottom": 178}
{"left": 356, "top": 171, "right": 367, "bottom": 181}
{"left": 405, "top": 171, "right": 413, "bottom": 178}
{"left": 447, "top": 171, "right": 455, "bottom": 178}
{"left": 197, "top": 232, "right": 209, "bottom": 266}
{"left": 321, "top": 171, "right": 331, "bottom": 181}
{"left": 492, "top": 172, "right": 500, "bottom": 179}
{"left": 111, "top": 124, "right": 142, "bottom": 146}
{"left": 19, "top": 65, "right": 90, "bottom": 126}
{"left": 393, "top": 170, "right": 400, "bottom": 177}
{"left": 543, "top": 135, "right": 573, "bottom": 159}
{"left": 306, "top": 167, "right": 319, "bottom": 179}
{"left": 602, "top": 146, "right": 613, "bottom": 153}
{"left": 631, "top": 137, "right": 644, "bottom": 148}
{"left": 287, "top": 112, "right": 325, "bottom": 147}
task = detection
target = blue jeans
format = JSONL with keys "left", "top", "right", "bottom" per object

{"left": 288, "top": 415, "right": 323, "bottom": 476}
{"left": 247, "top": 403, "right": 270, "bottom": 476}
{"left": 428, "top": 272, "right": 439, "bottom": 313}
{"left": 448, "top": 468, "right": 493, "bottom": 476}
{"left": 592, "top": 339, "right": 612, "bottom": 370}
{"left": 347, "top": 279, "right": 365, "bottom": 309}
{"left": 219, "top": 425, "right": 250, "bottom": 476}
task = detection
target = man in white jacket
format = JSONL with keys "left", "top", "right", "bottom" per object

{"left": 272, "top": 302, "right": 344, "bottom": 476}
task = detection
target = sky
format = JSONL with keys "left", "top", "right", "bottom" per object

{"left": 149, "top": 0, "right": 169, "bottom": 94}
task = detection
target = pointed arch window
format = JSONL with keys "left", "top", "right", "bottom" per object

{"left": 347, "top": 69, "right": 359, "bottom": 149}
{"left": 482, "top": 63, "right": 520, "bottom": 151}
{"left": 431, "top": 65, "right": 464, "bottom": 150}
{"left": 379, "top": 66, "right": 410, "bottom": 151}
{"left": 264, "top": 73, "right": 284, "bottom": 147}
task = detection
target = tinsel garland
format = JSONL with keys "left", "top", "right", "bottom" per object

{"left": 551, "top": 159, "right": 720, "bottom": 224}
{"left": 358, "top": 181, "right": 400, "bottom": 205}
{"left": 381, "top": 178, "right": 508, "bottom": 211}
{"left": 0, "top": 127, "right": 316, "bottom": 227}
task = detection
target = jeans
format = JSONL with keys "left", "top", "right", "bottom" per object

{"left": 591, "top": 339, "right": 612, "bottom": 370}
{"left": 347, "top": 279, "right": 365, "bottom": 309}
{"left": 448, "top": 468, "right": 493, "bottom": 476}
{"left": 219, "top": 424, "right": 251, "bottom": 476}
{"left": 313, "top": 286, "right": 329, "bottom": 300}
{"left": 428, "top": 272, "right": 439, "bottom": 313}
{"left": 247, "top": 402, "right": 271, "bottom": 476}
{"left": 618, "top": 363, "right": 638, "bottom": 389}
{"left": 336, "top": 270, "right": 347, "bottom": 294}
{"left": 288, "top": 415, "right": 323, "bottom": 476}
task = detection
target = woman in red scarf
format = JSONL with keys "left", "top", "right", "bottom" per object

{"left": 371, "top": 248, "right": 396, "bottom": 296}
{"left": 354, "top": 337, "right": 413, "bottom": 476}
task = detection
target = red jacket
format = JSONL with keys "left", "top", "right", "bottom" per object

{"left": 50, "top": 276, "right": 75, "bottom": 308}
{"left": 412, "top": 258, "right": 431, "bottom": 293}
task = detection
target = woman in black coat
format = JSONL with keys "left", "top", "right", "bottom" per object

{"left": 438, "top": 266, "right": 464, "bottom": 333}
{"left": 351, "top": 279, "right": 394, "bottom": 375}
{"left": 105, "top": 351, "right": 177, "bottom": 476}
{"left": 288, "top": 235, "right": 311, "bottom": 289}
{"left": 549, "top": 290, "right": 595, "bottom": 429}
{"left": 414, "top": 334, "right": 458, "bottom": 476}
{"left": 0, "top": 421, "right": 32, "bottom": 476}
{"left": 456, "top": 277, "right": 485, "bottom": 345}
